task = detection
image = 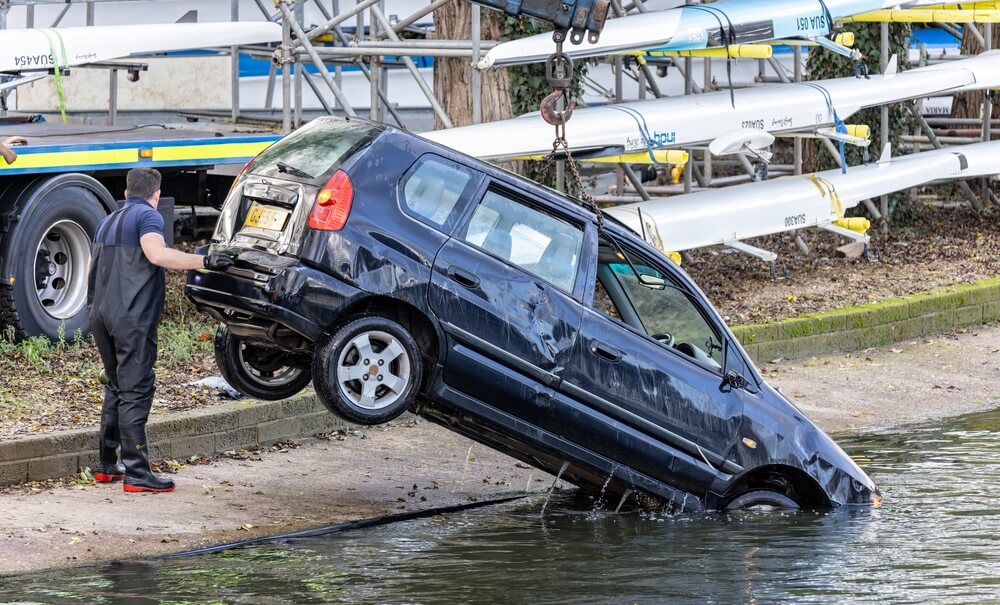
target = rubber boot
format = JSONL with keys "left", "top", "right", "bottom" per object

{"left": 120, "top": 427, "right": 174, "bottom": 493}
{"left": 95, "top": 394, "right": 125, "bottom": 483}
{"left": 94, "top": 422, "right": 125, "bottom": 483}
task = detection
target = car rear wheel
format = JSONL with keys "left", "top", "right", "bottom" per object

{"left": 724, "top": 489, "right": 800, "bottom": 512}
{"left": 214, "top": 325, "right": 312, "bottom": 400}
{"left": 313, "top": 316, "right": 423, "bottom": 425}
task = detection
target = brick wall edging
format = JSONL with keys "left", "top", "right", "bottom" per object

{"left": 0, "top": 393, "right": 357, "bottom": 487}
{"left": 733, "top": 277, "right": 1000, "bottom": 363}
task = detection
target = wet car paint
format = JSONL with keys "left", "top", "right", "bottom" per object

{"left": 186, "top": 117, "right": 878, "bottom": 511}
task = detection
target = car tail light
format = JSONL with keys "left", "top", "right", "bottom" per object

{"left": 228, "top": 160, "right": 253, "bottom": 195}
{"left": 308, "top": 170, "right": 354, "bottom": 231}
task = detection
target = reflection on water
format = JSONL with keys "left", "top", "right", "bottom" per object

{"left": 5, "top": 409, "right": 1000, "bottom": 604}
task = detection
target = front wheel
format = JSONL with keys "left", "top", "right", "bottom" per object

{"left": 724, "top": 489, "right": 800, "bottom": 512}
{"left": 214, "top": 325, "right": 312, "bottom": 400}
{"left": 312, "top": 316, "right": 423, "bottom": 425}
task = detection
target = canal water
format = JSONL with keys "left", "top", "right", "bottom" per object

{"left": 4, "top": 409, "right": 1000, "bottom": 604}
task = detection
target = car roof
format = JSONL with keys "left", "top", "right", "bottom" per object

{"left": 321, "top": 116, "right": 658, "bottom": 263}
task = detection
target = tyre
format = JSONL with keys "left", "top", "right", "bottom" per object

{"left": 0, "top": 178, "right": 110, "bottom": 340}
{"left": 724, "top": 489, "right": 800, "bottom": 512}
{"left": 214, "top": 325, "right": 312, "bottom": 400}
{"left": 312, "top": 315, "right": 423, "bottom": 425}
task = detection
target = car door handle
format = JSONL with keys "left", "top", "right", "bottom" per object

{"left": 447, "top": 265, "right": 481, "bottom": 289}
{"left": 591, "top": 341, "right": 623, "bottom": 362}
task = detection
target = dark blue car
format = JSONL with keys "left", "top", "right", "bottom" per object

{"left": 186, "top": 117, "right": 879, "bottom": 512}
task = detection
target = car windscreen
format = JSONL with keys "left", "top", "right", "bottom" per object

{"left": 247, "top": 118, "right": 379, "bottom": 182}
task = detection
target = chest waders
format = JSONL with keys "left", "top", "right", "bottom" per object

{"left": 88, "top": 204, "right": 173, "bottom": 493}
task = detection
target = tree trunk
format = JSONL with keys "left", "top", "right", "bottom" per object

{"left": 952, "top": 25, "right": 1000, "bottom": 119}
{"left": 431, "top": 1, "right": 513, "bottom": 129}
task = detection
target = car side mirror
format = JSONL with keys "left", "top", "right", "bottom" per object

{"left": 724, "top": 369, "right": 749, "bottom": 391}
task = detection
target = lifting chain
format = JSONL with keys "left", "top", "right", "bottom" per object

{"left": 537, "top": 128, "right": 604, "bottom": 234}
{"left": 535, "top": 30, "right": 603, "bottom": 233}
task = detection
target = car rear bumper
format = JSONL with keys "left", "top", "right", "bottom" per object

{"left": 185, "top": 251, "right": 364, "bottom": 350}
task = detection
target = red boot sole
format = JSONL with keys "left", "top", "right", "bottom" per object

{"left": 94, "top": 473, "right": 124, "bottom": 483}
{"left": 123, "top": 483, "right": 175, "bottom": 493}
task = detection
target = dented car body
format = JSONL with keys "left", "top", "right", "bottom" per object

{"left": 186, "top": 117, "right": 878, "bottom": 511}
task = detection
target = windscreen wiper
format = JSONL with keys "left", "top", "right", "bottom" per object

{"left": 276, "top": 162, "right": 313, "bottom": 179}
{"left": 605, "top": 232, "right": 644, "bottom": 284}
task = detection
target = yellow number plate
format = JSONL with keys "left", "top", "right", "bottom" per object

{"left": 244, "top": 204, "right": 290, "bottom": 232}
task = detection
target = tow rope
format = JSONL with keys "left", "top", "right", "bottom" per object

{"left": 41, "top": 29, "right": 69, "bottom": 124}
{"left": 607, "top": 104, "right": 667, "bottom": 166}
{"left": 685, "top": 4, "right": 739, "bottom": 108}
{"left": 801, "top": 82, "right": 849, "bottom": 173}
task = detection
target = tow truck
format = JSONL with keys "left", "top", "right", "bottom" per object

{"left": 0, "top": 118, "right": 279, "bottom": 340}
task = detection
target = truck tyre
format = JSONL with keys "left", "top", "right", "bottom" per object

{"left": 214, "top": 324, "right": 313, "bottom": 401}
{"left": 0, "top": 178, "right": 111, "bottom": 341}
{"left": 313, "top": 315, "right": 423, "bottom": 425}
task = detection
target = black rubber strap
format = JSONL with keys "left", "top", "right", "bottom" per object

{"left": 113, "top": 204, "right": 132, "bottom": 245}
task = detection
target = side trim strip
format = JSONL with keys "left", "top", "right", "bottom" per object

{"left": 560, "top": 381, "right": 743, "bottom": 475}
{"left": 440, "top": 321, "right": 562, "bottom": 388}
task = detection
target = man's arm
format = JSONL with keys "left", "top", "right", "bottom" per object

{"left": 140, "top": 233, "right": 205, "bottom": 270}
{"left": 0, "top": 136, "right": 25, "bottom": 165}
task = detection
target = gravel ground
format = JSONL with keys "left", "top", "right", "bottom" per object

{"left": 0, "top": 269, "right": 221, "bottom": 438}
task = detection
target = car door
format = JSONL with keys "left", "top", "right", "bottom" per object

{"left": 553, "top": 238, "right": 745, "bottom": 495}
{"left": 428, "top": 184, "right": 588, "bottom": 424}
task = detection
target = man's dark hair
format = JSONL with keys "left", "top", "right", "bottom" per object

{"left": 126, "top": 168, "right": 162, "bottom": 200}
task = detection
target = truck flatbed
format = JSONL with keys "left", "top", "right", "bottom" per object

{"left": 0, "top": 122, "right": 280, "bottom": 175}
{"left": 0, "top": 119, "right": 283, "bottom": 341}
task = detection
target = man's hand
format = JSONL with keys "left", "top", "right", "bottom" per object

{"left": 204, "top": 251, "right": 237, "bottom": 271}
{"left": 0, "top": 136, "right": 25, "bottom": 166}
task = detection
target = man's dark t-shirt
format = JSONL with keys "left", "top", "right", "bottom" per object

{"left": 88, "top": 196, "right": 166, "bottom": 320}
{"left": 93, "top": 196, "right": 164, "bottom": 246}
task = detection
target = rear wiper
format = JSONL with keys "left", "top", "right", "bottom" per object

{"left": 275, "top": 162, "right": 313, "bottom": 179}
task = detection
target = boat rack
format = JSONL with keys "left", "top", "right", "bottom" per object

{"left": 1, "top": 0, "right": 997, "bottom": 234}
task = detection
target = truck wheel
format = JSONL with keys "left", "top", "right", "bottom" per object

{"left": 214, "top": 325, "right": 313, "bottom": 400}
{"left": 312, "top": 316, "right": 423, "bottom": 425}
{"left": 724, "top": 489, "right": 799, "bottom": 512}
{"left": 0, "top": 179, "right": 109, "bottom": 340}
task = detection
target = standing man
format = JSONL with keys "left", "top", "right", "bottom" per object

{"left": 89, "top": 167, "right": 235, "bottom": 493}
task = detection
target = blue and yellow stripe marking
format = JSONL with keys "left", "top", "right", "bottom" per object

{"left": 0, "top": 134, "right": 281, "bottom": 175}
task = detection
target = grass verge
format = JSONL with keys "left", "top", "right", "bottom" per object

{"left": 0, "top": 271, "right": 224, "bottom": 438}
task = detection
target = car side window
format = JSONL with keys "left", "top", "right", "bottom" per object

{"left": 399, "top": 155, "right": 477, "bottom": 233}
{"left": 462, "top": 189, "right": 583, "bottom": 293}
{"left": 603, "top": 252, "right": 724, "bottom": 371}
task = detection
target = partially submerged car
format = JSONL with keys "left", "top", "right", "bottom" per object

{"left": 186, "top": 117, "right": 879, "bottom": 511}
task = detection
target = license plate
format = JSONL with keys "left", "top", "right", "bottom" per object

{"left": 244, "top": 203, "right": 290, "bottom": 232}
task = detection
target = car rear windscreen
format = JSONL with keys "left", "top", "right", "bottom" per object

{"left": 247, "top": 118, "right": 378, "bottom": 182}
